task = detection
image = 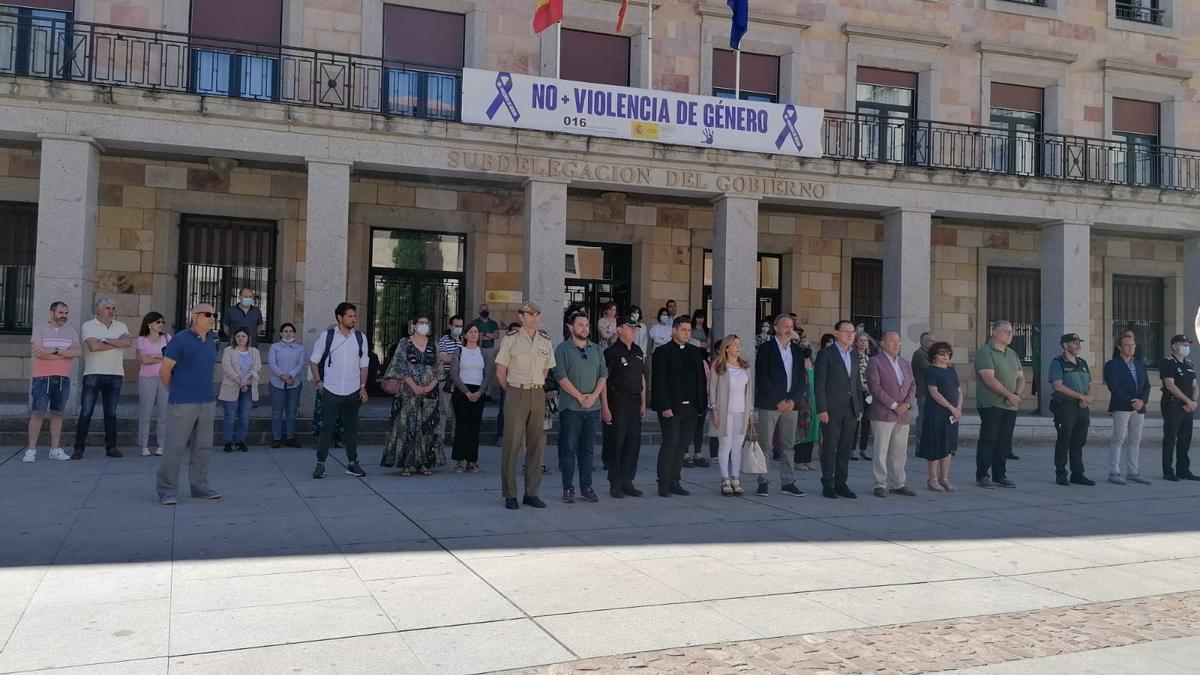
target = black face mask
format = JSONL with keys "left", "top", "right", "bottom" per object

{"left": 480, "top": 311, "right": 490, "bottom": 318}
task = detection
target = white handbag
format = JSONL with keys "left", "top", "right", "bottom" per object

{"left": 741, "top": 415, "right": 769, "bottom": 475}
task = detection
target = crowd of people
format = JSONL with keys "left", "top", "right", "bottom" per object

{"left": 21, "top": 293, "right": 1200, "bottom": 508}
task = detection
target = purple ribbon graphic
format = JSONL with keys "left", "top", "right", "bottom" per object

{"left": 485, "top": 72, "right": 520, "bottom": 122}
{"left": 774, "top": 105, "right": 803, "bottom": 152}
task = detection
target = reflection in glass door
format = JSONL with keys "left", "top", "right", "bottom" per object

{"left": 702, "top": 251, "right": 783, "bottom": 330}
{"left": 564, "top": 241, "right": 631, "bottom": 341}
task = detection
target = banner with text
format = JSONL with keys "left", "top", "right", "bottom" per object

{"left": 461, "top": 68, "right": 823, "bottom": 158}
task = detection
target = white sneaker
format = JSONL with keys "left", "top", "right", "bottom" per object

{"left": 141, "top": 447, "right": 151, "bottom": 456}
{"left": 48, "top": 448, "right": 71, "bottom": 461}
{"left": 22, "top": 448, "right": 36, "bottom": 463}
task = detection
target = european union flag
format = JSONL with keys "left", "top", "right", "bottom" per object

{"left": 727, "top": 0, "right": 749, "bottom": 50}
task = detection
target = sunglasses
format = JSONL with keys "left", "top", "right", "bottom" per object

{"left": 193, "top": 311, "right": 215, "bottom": 318}
{"left": 935, "top": 351, "right": 952, "bottom": 357}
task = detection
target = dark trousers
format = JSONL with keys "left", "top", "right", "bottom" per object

{"left": 495, "top": 387, "right": 506, "bottom": 441}
{"left": 605, "top": 393, "right": 642, "bottom": 486}
{"left": 316, "top": 389, "right": 361, "bottom": 463}
{"left": 819, "top": 402, "right": 858, "bottom": 487}
{"left": 692, "top": 409, "right": 708, "bottom": 455}
{"left": 657, "top": 404, "right": 698, "bottom": 487}
{"left": 74, "top": 374, "right": 122, "bottom": 452}
{"left": 1162, "top": 404, "right": 1194, "bottom": 477}
{"left": 451, "top": 385, "right": 485, "bottom": 463}
{"left": 976, "top": 406, "right": 1017, "bottom": 481}
{"left": 857, "top": 392, "right": 872, "bottom": 450}
{"left": 559, "top": 409, "right": 599, "bottom": 491}
{"left": 1052, "top": 401, "right": 1089, "bottom": 478}
{"left": 794, "top": 440, "right": 815, "bottom": 464}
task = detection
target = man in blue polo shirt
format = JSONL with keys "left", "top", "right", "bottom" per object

{"left": 156, "top": 303, "right": 222, "bottom": 505}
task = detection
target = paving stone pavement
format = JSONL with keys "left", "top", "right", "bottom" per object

{"left": 1, "top": 440, "right": 1199, "bottom": 674}
{"left": 517, "top": 591, "right": 1200, "bottom": 674}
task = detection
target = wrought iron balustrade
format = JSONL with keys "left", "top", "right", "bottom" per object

{"left": 1115, "top": 2, "right": 1165, "bottom": 25}
{"left": 0, "top": 14, "right": 461, "bottom": 120}
{"left": 1003, "top": 0, "right": 1048, "bottom": 6}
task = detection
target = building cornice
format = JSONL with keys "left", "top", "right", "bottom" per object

{"left": 977, "top": 41, "right": 1077, "bottom": 64}
{"left": 1102, "top": 58, "right": 1192, "bottom": 82}
{"left": 842, "top": 23, "right": 951, "bottom": 48}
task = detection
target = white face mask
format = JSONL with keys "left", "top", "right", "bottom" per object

{"left": 451, "top": 327, "right": 463, "bottom": 338}
{"left": 416, "top": 324, "right": 430, "bottom": 336}
{"left": 631, "top": 312, "right": 640, "bottom": 321}
{"left": 282, "top": 336, "right": 294, "bottom": 344}
{"left": 659, "top": 316, "right": 670, "bottom": 326}
{"left": 1180, "top": 346, "right": 1191, "bottom": 358}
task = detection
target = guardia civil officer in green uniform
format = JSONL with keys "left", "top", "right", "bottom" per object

{"left": 1048, "top": 333, "right": 1096, "bottom": 486}
{"left": 495, "top": 302, "right": 556, "bottom": 510}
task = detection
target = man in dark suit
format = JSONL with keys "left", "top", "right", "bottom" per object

{"left": 754, "top": 314, "right": 808, "bottom": 497}
{"left": 814, "top": 320, "right": 864, "bottom": 498}
{"left": 651, "top": 315, "right": 708, "bottom": 497}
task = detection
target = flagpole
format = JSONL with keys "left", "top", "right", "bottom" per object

{"left": 646, "top": 0, "right": 653, "bottom": 88}
{"left": 734, "top": 49, "right": 741, "bottom": 99}
{"left": 555, "top": 21, "right": 562, "bottom": 78}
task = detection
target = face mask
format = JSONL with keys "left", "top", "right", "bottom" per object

{"left": 659, "top": 316, "right": 670, "bottom": 325}
{"left": 631, "top": 313, "right": 640, "bottom": 321}
{"left": 416, "top": 324, "right": 430, "bottom": 336}
{"left": 760, "top": 325, "right": 769, "bottom": 334}
{"left": 451, "top": 327, "right": 463, "bottom": 338}
{"left": 1180, "top": 346, "right": 1191, "bottom": 357}
{"left": 240, "top": 298, "right": 254, "bottom": 307}
{"left": 282, "top": 336, "right": 294, "bottom": 344}
{"left": 480, "top": 311, "right": 490, "bottom": 318}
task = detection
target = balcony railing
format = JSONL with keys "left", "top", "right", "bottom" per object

{"left": 1004, "top": 0, "right": 1048, "bottom": 6}
{"left": 822, "top": 110, "right": 1200, "bottom": 192}
{"left": 1115, "top": 2, "right": 1165, "bottom": 25}
{"left": 2, "top": 16, "right": 1200, "bottom": 195}
{"left": 0, "top": 14, "right": 460, "bottom": 120}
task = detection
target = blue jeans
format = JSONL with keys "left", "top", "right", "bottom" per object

{"left": 222, "top": 390, "right": 253, "bottom": 443}
{"left": 270, "top": 384, "right": 301, "bottom": 440}
{"left": 73, "top": 374, "right": 122, "bottom": 452}
{"left": 558, "top": 408, "right": 599, "bottom": 491}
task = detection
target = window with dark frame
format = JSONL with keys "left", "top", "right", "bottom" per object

{"left": 0, "top": 1, "right": 72, "bottom": 79}
{"left": 986, "top": 267, "right": 1041, "bottom": 364}
{"left": 712, "top": 49, "right": 779, "bottom": 103}
{"left": 702, "top": 251, "right": 782, "bottom": 325}
{"left": 561, "top": 28, "right": 629, "bottom": 86}
{"left": 382, "top": 5, "right": 464, "bottom": 120}
{"left": 849, "top": 258, "right": 882, "bottom": 340}
{"left": 189, "top": 0, "right": 282, "bottom": 102}
{"left": 988, "top": 83, "right": 1043, "bottom": 176}
{"left": 1112, "top": 274, "right": 1164, "bottom": 366}
{"left": 1115, "top": 0, "right": 1164, "bottom": 25}
{"left": 177, "top": 215, "right": 277, "bottom": 341}
{"left": 1112, "top": 97, "right": 1161, "bottom": 187}
{"left": 0, "top": 201, "right": 36, "bottom": 333}
{"left": 855, "top": 67, "right": 917, "bottom": 164}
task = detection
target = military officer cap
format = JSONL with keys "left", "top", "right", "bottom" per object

{"left": 518, "top": 301, "right": 542, "bottom": 315}
{"left": 1171, "top": 334, "right": 1192, "bottom": 344}
{"left": 1059, "top": 333, "right": 1084, "bottom": 344}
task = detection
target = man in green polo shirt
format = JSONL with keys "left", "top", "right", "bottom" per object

{"left": 1049, "top": 333, "right": 1096, "bottom": 487}
{"left": 974, "top": 320, "right": 1025, "bottom": 489}
{"left": 552, "top": 312, "right": 608, "bottom": 504}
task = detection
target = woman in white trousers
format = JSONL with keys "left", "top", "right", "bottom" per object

{"left": 709, "top": 336, "right": 754, "bottom": 496}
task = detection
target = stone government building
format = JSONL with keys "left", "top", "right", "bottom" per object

{"left": 0, "top": 0, "right": 1198, "bottom": 412}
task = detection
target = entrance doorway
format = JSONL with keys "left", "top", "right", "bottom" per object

{"left": 702, "top": 251, "right": 783, "bottom": 328}
{"left": 564, "top": 241, "right": 631, "bottom": 340}
{"left": 367, "top": 229, "right": 466, "bottom": 394}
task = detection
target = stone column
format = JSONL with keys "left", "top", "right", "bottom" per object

{"left": 34, "top": 135, "right": 100, "bottom": 412}
{"left": 882, "top": 208, "right": 932, "bottom": 358}
{"left": 711, "top": 195, "right": 759, "bottom": 345}
{"left": 1040, "top": 221, "right": 1090, "bottom": 415}
{"left": 523, "top": 179, "right": 567, "bottom": 344}
{"left": 302, "top": 158, "right": 352, "bottom": 343}
{"left": 1184, "top": 237, "right": 1200, "bottom": 343}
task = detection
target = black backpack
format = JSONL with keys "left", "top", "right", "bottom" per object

{"left": 318, "top": 328, "right": 363, "bottom": 380}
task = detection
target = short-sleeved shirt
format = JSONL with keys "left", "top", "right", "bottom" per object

{"left": 1160, "top": 356, "right": 1196, "bottom": 407}
{"left": 81, "top": 319, "right": 131, "bottom": 377}
{"left": 31, "top": 323, "right": 78, "bottom": 378}
{"left": 223, "top": 305, "right": 264, "bottom": 346}
{"left": 1048, "top": 354, "right": 1090, "bottom": 401}
{"left": 552, "top": 339, "right": 608, "bottom": 412}
{"left": 473, "top": 318, "right": 500, "bottom": 348}
{"left": 974, "top": 342, "right": 1022, "bottom": 410}
{"left": 163, "top": 328, "right": 219, "bottom": 404}
{"left": 309, "top": 329, "right": 370, "bottom": 397}
{"left": 135, "top": 334, "right": 172, "bottom": 378}
{"left": 437, "top": 335, "right": 461, "bottom": 379}
{"left": 495, "top": 328, "right": 556, "bottom": 387}
{"left": 605, "top": 340, "right": 646, "bottom": 396}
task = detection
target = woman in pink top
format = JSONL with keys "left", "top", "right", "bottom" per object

{"left": 135, "top": 312, "right": 171, "bottom": 456}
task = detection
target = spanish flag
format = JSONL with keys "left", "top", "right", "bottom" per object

{"left": 617, "top": 0, "right": 629, "bottom": 32}
{"left": 533, "top": 0, "right": 563, "bottom": 34}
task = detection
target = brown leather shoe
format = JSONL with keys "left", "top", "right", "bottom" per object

{"left": 889, "top": 486, "right": 917, "bottom": 497}
{"left": 873, "top": 487, "right": 887, "bottom": 498}
{"left": 106, "top": 449, "right": 124, "bottom": 458}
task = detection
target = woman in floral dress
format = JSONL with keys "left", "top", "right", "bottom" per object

{"left": 380, "top": 315, "right": 444, "bottom": 475}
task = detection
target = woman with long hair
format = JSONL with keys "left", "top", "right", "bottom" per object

{"left": 135, "top": 312, "right": 171, "bottom": 456}
{"left": 381, "top": 315, "right": 444, "bottom": 475}
{"left": 709, "top": 335, "right": 754, "bottom": 496}
{"left": 219, "top": 327, "right": 261, "bottom": 452}
{"left": 597, "top": 302, "right": 619, "bottom": 348}
{"left": 449, "top": 324, "right": 493, "bottom": 473}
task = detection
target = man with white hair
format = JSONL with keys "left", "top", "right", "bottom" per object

{"left": 973, "top": 320, "right": 1024, "bottom": 489}
{"left": 72, "top": 296, "right": 132, "bottom": 459}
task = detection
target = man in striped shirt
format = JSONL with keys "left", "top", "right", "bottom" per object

{"left": 437, "top": 316, "right": 465, "bottom": 446}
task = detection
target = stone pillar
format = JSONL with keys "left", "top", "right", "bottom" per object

{"left": 523, "top": 179, "right": 567, "bottom": 344}
{"left": 711, "top": 195, "right": 759, "bottom": 346}
{"left": 1040, "top": 221, "right": 1090, "bottom": 415}
{"left": 882, "top": 208, "right": 932, "bottom": 358}
{"left": 302, "top": 158, "right": 352, "bottom": 343}
{"left": 1184, "top": 237, "right": 1200, "bottom": 343}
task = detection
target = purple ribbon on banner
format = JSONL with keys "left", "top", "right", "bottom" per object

{"left": 774, "top": 105, "right": 803, "bottom": 152}
{"left": 485, "top": 72, "right": 520, "bottom": 122}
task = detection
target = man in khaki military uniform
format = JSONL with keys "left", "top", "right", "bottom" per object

{"left": 495, "top": 302, "right": 557, "bottom": 510}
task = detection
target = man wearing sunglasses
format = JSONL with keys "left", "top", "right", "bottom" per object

{"left": 156, "top": 303, "right": 222, "bottom": 505}
{"left": 552, "top": 312, "right": 608, "bottom": 504}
